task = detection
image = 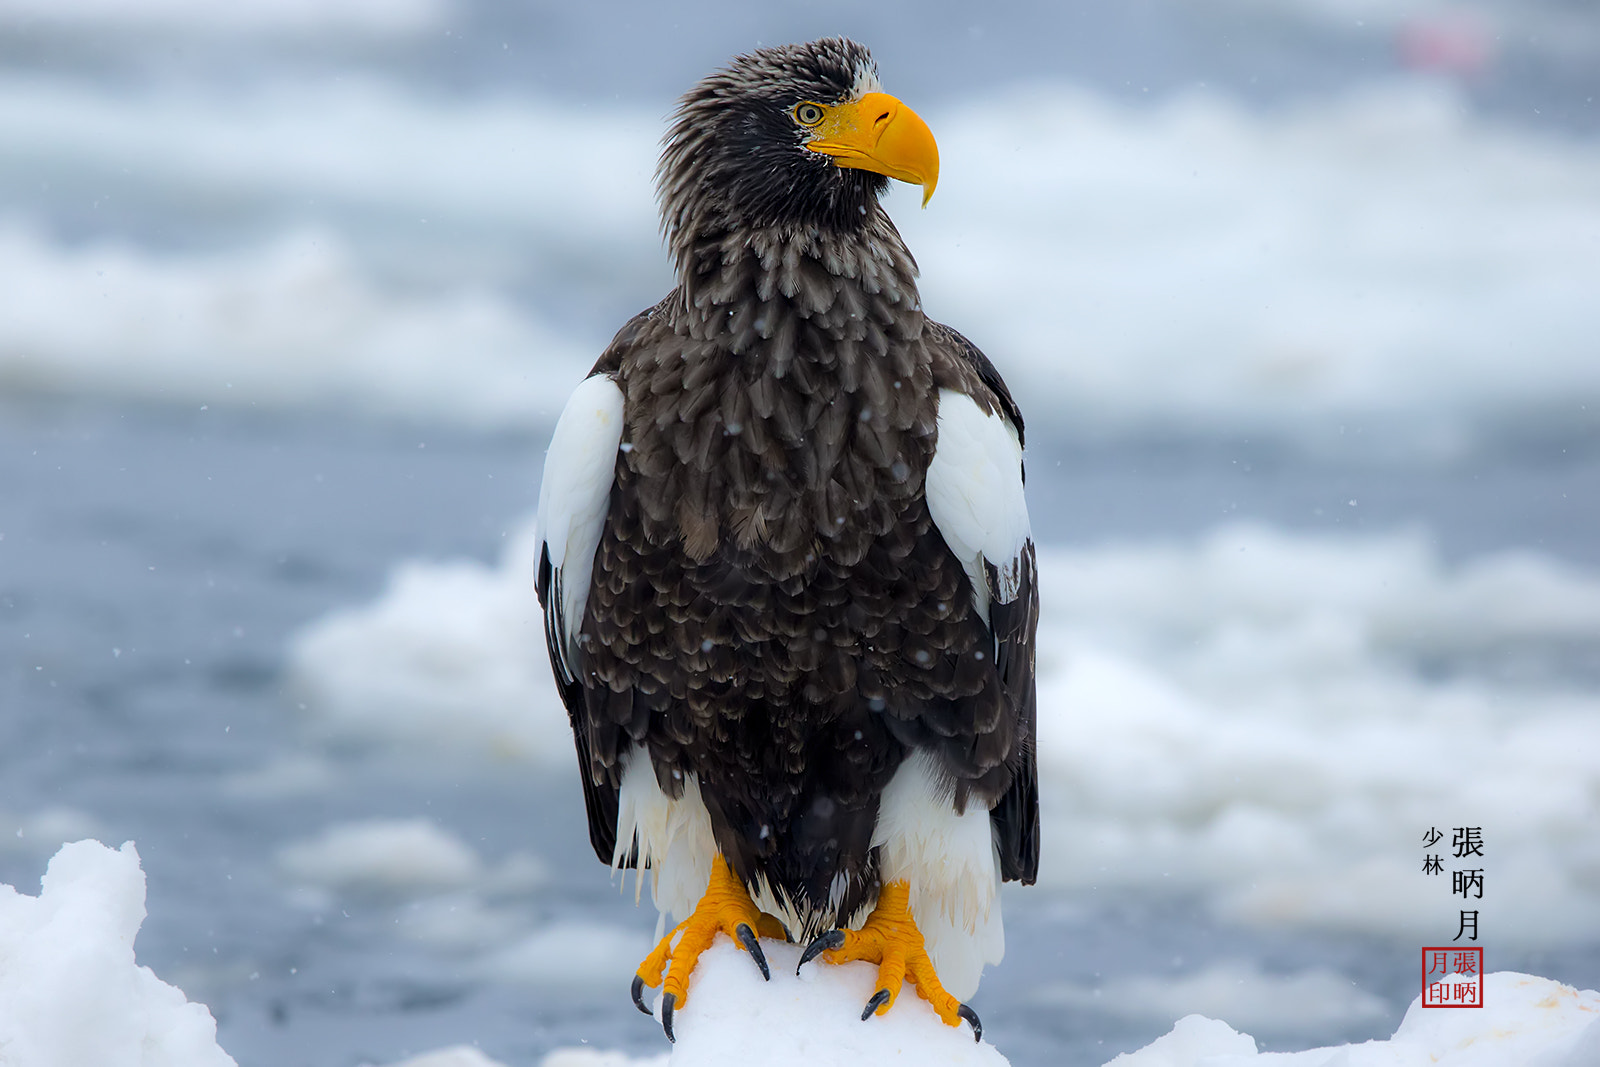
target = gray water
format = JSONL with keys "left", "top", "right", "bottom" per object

{"left": 2, "top": 397, "right": 1597, "bottom": 1065}
{"left": 3, "top": 1, "right": 1599, "bottom": 1062}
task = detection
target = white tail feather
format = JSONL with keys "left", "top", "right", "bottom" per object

{"left": 871, "top": 750, "right": 1004, "bottom": 1001}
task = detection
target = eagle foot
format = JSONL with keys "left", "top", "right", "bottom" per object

{"left": 632, "top": 853, "right": 787, "bottom": 1041}
{"left": 795, "top": 880, "right": 981, "bottom": 1041}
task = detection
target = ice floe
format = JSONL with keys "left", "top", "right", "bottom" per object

{"left": 286, "top": 521, "right": 572, "bottom": 761}
{"left": 286, "top": 517, "right": 1600, "bottom": 946}
{"left": 890, "top": 81, "right": 1600, "bottom": 448}
{"left": 1032, "top": 523, "right": 1600, "bottom": 945}
{"left": 1, "top": 76, "right": 1596, "bottom": 447}
{"left": 479, "top": 921, "right": 655, "bottom": 989}
{"left": 0, "top": 226, "right": 591, "bottom": 427}
{"left": 276, "top": 818, "right": 484, "bottom": 893}
{"left": 383, "top": 1048, "right": 522, "bottom": 1067}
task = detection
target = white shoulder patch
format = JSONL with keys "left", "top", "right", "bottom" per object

{"left": 924, "top": 388, "right": 1031, "bottom": 623}
{"left": 536, "top": 373, "right": 625, "bottom": 653}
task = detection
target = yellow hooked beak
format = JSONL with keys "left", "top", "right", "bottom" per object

{"left": 803, "top": 91, "right": 940, "bottom": 207}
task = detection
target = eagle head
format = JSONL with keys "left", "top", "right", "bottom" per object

{"left": 657, "top": 37, "right": 939, "bottom": 253}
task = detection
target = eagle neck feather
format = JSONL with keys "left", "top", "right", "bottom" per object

{"left": 675, "top": 218, "right": 921, "bottom": 339}
{"left": 616, "top": 215, "right": 938, "bottom": 577}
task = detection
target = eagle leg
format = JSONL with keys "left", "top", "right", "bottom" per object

{"left": 797, "top": 880, "right": 982, "bottom": 1041}
{"left": 632, "top": 853, "right": 787, "bottom": 1040}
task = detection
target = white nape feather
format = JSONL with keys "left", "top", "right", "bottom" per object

{"left": 614, "top": 744, "right": 717, "bottom": 938}
{"left": 924, "top": 388, "right": 1031, "bottom": 625}
{"left": 536, "top": 373, "right": 625, "bottom": 657}
{"left": 871, "top": 751, "right": 1004, "bottom": 1002}
{"left": 849, "top": 63, "right": 885, "bottom": 100}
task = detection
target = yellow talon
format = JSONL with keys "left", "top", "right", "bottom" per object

{"left": 817, "top": 880, "right": 967, "bottom": 1028}
{"left": 633, "top": 854, "right": 787, "bottom": 1014}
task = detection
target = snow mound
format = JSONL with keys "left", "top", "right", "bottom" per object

{"left": 1104, "top": 972, "right": 1600, "bottom": 1066}
{"left": 0, "top": 840, "right": 235, "bottom": 1067}
{"left": 637, "top": 939, "right": 1005, "bottom": 1066}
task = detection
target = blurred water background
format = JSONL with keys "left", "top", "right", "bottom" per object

{"left": 1, "top": 2, "right": 1598, "bottom": 1065}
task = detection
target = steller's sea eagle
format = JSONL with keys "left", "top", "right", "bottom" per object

{"left": 536, "top": 36, "right": 1037, "bottom": 1043}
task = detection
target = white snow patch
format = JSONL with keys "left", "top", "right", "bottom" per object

{"left": 0, "top": 225, "right": 591, "bottom": 427}
{"left": 1032, "top": 523, "right": 1600, "bottom": 945}
{"left": 276, "top": 818, "right": 482, "bottom": 893}
{"left": 1104, "top": 1014, "right": 1258, "bottom": 1066}
{"left": 1038, "top": 961, "right": 1389, "bottom": 1035}
{"left": 1102, "top": 972, "right": 1600, "bottom": 1066}
{"left": 0, "top": 840, "right": 236, "bottom": 1067}
{"left": 286, "top": 521, "right": 574, "bottom": 762}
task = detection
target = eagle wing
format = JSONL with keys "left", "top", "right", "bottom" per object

{"left": 535, "top": 368, "right": 627, "bottom": 864}
{"left": 924, "top": 323, "right": 1040, "bottom": 885}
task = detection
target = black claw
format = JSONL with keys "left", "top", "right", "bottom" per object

{"left": 797, "top": 929, "right": 846, "bottom": 973}
{"left": 630, "top": 974, "right": 652, "bottom": 1016}
{"left": 958, "top": 1003, "right": 983, "bottom": 1042}
{"left": 861, "top": 988, "right": 892, "bottom": 1021}
{"left": 661, "top": 991, "right": 677, "bottom": 1043}
{"left": 735, "top": 923, "right": 770, "bottom": 981}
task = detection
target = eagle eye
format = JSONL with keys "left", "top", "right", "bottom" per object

{"left": 793, "top": 102, "right": 825, "bottom": 127}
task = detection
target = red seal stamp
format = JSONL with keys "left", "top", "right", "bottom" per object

{"left": 1422, "top": 947, "right": 1483, "bottom": 1007}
